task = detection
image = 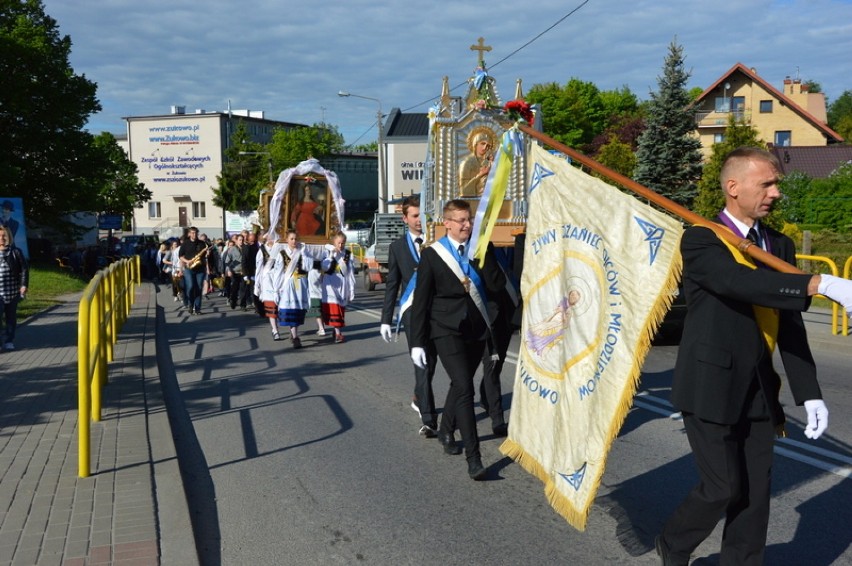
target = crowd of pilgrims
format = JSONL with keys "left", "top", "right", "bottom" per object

{"left": 155, "top": 227, "right": 355, "bottom": 348}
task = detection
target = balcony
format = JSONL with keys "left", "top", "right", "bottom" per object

{"left": 695, "top": 110, "right": 750, "bottom": 128}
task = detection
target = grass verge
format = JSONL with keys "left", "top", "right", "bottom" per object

{"left": 19, "top": 264, "right": 89, "bottom": 320}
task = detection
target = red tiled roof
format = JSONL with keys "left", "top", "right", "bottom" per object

{"left": 769, "top": 145, "right": 852, "bottom": 178}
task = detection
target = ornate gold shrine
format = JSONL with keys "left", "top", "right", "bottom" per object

{"left": 423, "top": 37, "right": 530, "bottom": 246}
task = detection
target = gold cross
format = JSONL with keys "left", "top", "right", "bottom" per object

{"left": 470, "top": 37, "right": 492, "bottom": 66}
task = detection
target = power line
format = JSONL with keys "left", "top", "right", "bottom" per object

{"left": 401, "top": 0, "right": 592, "bottom": 113}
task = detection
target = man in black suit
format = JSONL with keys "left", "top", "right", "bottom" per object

{"left": 409, "top": 199, "right": 505, "bottom": 480}
{"left": 379, "top": 196, "right": 439, "bottom": 437}
{"left": 656, "top": 147, "right": 852, "bottom": 565}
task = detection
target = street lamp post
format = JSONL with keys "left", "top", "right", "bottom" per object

{"left": 338, "top": 91, "right": 387, "bottom": 213}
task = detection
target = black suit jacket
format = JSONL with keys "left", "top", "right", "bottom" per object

{"left": 671, "top": 224, "right": 821, "bottom": 426}
{"left": 410, "top": 242, "right": 505, "bottom": 349}
{"left": 381, "top": 234, "right": 420, "bottom": 326}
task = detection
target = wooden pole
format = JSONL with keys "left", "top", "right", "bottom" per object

{"left": 518, "top": 123, "right": 804, "bottom": 275}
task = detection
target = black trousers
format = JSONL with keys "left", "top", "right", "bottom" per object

{"left": 401, "top": 311, "right": 438, "bottom": 428}
{"left": 479, "top": 316, "right": 513, "bottom": 427}
{"left": 660, "top": 384, "right": 775, "bottom": 566}
{"left": 229, "top": 275, "right": 246, "bottom": 307}
{"left": 435, "top": 334, "right": 485, "bottom": 460}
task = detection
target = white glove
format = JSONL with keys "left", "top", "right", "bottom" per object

{"left": 380, "top": 324, "right": 393, "bottom": 343}
{"left": 804, "top": 399, "right": 829, "bottom": 440}
{"left": 411, "top": 347, "right": 427, "bottom": 369}
{"left": 818, "top": 274, "right": 852, "bottom": 315}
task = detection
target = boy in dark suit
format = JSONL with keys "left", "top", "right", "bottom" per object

{"left": 379, "top": 196, "right": 439, "bottom": 437}
{"left": 409, "top": 199, "right": 505, "bottom": 480}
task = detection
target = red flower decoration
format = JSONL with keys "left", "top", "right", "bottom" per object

{"left": 504, "top": 100, "right": 534, "bottom": 126}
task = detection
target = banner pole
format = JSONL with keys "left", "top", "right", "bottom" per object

{"left": 518, "top": 123, "right": 804, "bottom": 275}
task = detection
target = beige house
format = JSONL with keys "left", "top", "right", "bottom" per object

{"left": 692, "top": 63, "right": 843, "bottom": 159}
{"left": 123, "top": 107, "right": 305, "bottom": 240}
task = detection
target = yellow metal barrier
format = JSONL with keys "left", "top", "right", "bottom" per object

{"left": 78, "top": 256, "right": 141, "bottom": 477}
{"left": 796, "top": 254, "right": 842, "bottom": 336}
{"left": 346, "top": 242, "right": 366, "bottom": 264}
{"left": 843, "top": 256, "right": 852, "bottom": 337}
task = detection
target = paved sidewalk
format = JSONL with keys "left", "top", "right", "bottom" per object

{"left": 0, "top": 283, "right": 195, "bottom": 565}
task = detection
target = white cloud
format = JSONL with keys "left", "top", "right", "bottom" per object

{"left": 43, "top": 0, "right": 852, "bottom": 142}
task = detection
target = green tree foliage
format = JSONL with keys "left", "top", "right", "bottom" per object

{"left": 214, "top": 122, "right": 346, "bottom": 213}
{"left": 527, "top": 79, "right": 607, "bottom": 148}
{"left": 633, "top": 40, "right": 704, "bottom": 206}
{"left": 595, "top": 135, "right": 637, "bottom": 180}
{"left": 803, "top": 163, "right": 852, "bottom": 230}
{"left": 804, "top": 80, "right": 822, "bottom": 94}
{"left": 88, "top": 132, "right": 151, "bottom": 218}
{"left": 827, "top": 90, "right": 852, "bottom": 141}
{"left": 213, "top": 122, "right": 269, "bottom": 212}
{"left": 268, "top": 122, "right": 345, "bottom": 170}
{"left": 0, "top": 0, "right": 102, "bottom": 228}
{"left": 777, "top": 170, "right": 812, "bottom": 224}
{"left": 692, "top": 115, "right": 767, "bottom": 220}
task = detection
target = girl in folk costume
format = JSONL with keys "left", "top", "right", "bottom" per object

{"left": 255, "top": 235, "right": 286, "bottom": 341}
{"left": 272, "top": 230, "right": 312, "bottom": 349}
{"left": 307, "top": 262, "right": 327, "bottom": 336}
{"left": 320, "top": 232, "right": 356, "bottom": 343}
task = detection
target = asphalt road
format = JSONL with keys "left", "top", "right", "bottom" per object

{"left": 157, "top": 282, "right": 851, "bottom": 566}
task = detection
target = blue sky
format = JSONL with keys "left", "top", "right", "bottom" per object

{"left": 42, "top": 0, "right": 852, "bottom": 145}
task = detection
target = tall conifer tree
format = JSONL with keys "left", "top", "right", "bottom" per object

{"left": 633, "top": 40, "right": 703, "bottom": 206}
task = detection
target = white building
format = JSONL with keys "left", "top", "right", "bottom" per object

{"left": 123, "top": 106, "right": 305, "bottom": 240}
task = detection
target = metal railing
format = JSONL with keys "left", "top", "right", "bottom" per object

{"left": 796, "top": 254, "right": 844, "bottom": 336}
{"left": 77, "top": 256, "right": 141, "bottom": 477}
{"left": 844, "top": 256, "right": 852, "bottom": 337}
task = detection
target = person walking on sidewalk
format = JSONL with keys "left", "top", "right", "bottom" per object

{"left": 0, "top": 225, "right": 28, "bottom": 351}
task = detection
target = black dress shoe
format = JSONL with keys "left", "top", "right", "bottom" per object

{"left": 492, "top": 423, "right": 509, "bottom": 437}
{"left": 467, "top": 457, "right": 487, "bottom": 480}
{"left": 437, "top": 432, "right": 462, "bottom": 455}
{"left": 654, "top": 535, "right": 685, "bottom": 566}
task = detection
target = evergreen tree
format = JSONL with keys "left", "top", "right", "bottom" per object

{"left": 0, "top": 0, "right": 102, "bottom": 228}
{"left": 692, "top": 115, "right": 767, "bottom": 220}
{"left": 633, "top": 40, "right": 703, "bottom": 206}
{"left": 213, "top": 122, "right": 269, "bottom": 212}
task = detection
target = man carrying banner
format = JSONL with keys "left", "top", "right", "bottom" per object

{"left": 409, "top": 199, "right": 505, "bottom": 480}
{"left": 656, "top": 147, "right": 852, "bottom": 565}
{"left": 379, "top": 196, "right": 439, "bottom": 438}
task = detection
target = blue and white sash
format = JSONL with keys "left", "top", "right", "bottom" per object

{"left": 395, "top": 235, "right": 421, "bottom": 334}
{"left": 431, "top": 237, "right": 491, "bottom": 332}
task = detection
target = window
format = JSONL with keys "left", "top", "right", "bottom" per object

{"left": 714, "top": 97, "right": 730, "bottom": 112}
{"left": 775, "top": 131, "right": 792, "bottom": 146}
{"left": 759, "top": 100, "right": 773, "bottom": 113}
{"left": 192, "top": 201, "right": 206, "bottom": 218}
{"left": 148, "top": 201, "right": 161, "bottom": 219}
{"left": 714, "top": 133, "right": 725, "bottom": 144}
